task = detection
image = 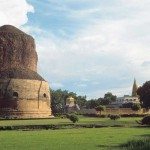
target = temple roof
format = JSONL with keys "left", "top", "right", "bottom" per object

{"left": 132, "top": 79, "right": 138, "bottom": 96}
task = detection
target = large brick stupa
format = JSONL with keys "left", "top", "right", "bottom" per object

{"left": 0, "top": 25, "right": 52, "bottom": 118}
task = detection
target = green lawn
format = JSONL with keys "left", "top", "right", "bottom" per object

{"left": 0, "top": 127, "right": 149, "bottom": 150}
{"left": 0, "top": 116, "right": 142, "bottom": 126}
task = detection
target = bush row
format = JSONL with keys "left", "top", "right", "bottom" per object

{"left": 82, "top": 114, "right": 148, "bottom": 118}
{"left": 0, "top": 124, "right": 108, "bottom": 131}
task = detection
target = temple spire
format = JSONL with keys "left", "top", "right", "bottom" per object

{"left": 132, "top": 79, "right": 138, "bottom": 96}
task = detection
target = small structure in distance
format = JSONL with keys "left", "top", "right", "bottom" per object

{"left": 65, "top": 96, "right": 80, "bottom": 113}
{"left": 109, "top": 79, "right": 140, "bottom": 108}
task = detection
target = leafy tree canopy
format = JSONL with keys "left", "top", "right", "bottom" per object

{"left": 95, "top": 105, "right": 106, "bottom": 115}
{"left": 104, "top": 92, "right": 117, "bottom": 103}
{"left": 50, "top": 89, "right": 116, "bottom": 114}
{"left": 97, "top": 92, "right": 117, "bottom": 106}
{"left": 137, "top": 81, "right": 150, "bottom": 108}
{"left": 95, "top": 105, "right": 106, "bottom": 111}
{"left": 51, "top": 89, "right": 76, "bottom": 114}
{"left": 50, "top": 89, "right": 87, "bottom": 114}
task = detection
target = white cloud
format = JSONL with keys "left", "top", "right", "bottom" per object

{"left": 35, "top": 0, "right": 150, "bottom": 98}
{"left": 1, "top": 0, "right": 150, "bottom": 98}
{"left": 0, "top": 0, "right": 34, "bottom": 27}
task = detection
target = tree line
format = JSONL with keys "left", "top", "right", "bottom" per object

{"left": 50, "top": 89, "right": 116, "bottom": 114}
{"left": 51, "top": 80, "right": 150, "bottom": 114}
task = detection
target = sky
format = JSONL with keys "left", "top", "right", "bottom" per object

{"left": 0, "top": 0, "right": 150, "bottom": 99}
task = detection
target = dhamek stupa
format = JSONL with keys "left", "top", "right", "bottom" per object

{"left": 0, "top": 25, "right": 51, "bottom": 118}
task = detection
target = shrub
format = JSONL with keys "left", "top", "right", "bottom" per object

{"left": 121, "top": 114, "right": 146, "bottom": 117}
{"left": 69, "top": 115, "right": 79, "bottom": 123}
{"left": 137, "top": 115, "right": 150, "bottom": 125}
{"left": 109, "top": 115, "right": 120, "bottom": 120}
{"left": 121, "top": 102, "right": 133, "bottom": 108}
{"left": 131, "top": 103, "right": 141, "bottom": 111}
{"left": 66, "top": 111, "right": 78, "bottom": 119}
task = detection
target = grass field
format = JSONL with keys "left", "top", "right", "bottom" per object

{"left": 0, "top": 117, "right": 149, "bottom": 150}
{"left": 0, "top": 127, "right": 149, "bottom": 150}
{"left": 0, "top": 116, "right": 142, "bottom": 127}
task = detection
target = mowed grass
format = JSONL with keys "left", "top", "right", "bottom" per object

{"left": 0, "top": 116, "right": 142, "bottom": 126}
{"left": 0, "top": 127, "right": 149, "bottom": 150}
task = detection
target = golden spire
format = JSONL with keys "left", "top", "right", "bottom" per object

{"left": 132, "top": 79, "right": 138, "bottom": 96}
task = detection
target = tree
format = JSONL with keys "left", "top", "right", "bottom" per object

{"left": 131, "top": 103, "right": 141, "bottom": 111}
{"left": 85, "top": 99, "right": 100, "bottom": 109}
{"left": 51, "top": 89, "right": 77, "bottom": 114}
{"left": 76, "top": 96, "right": 87, "bottom": 109}
{"left": 104, "top": 92, "right": 117, "bottom": 103}
{"left": 97, "top": 92, "right": 117, "bottom": 106}
{"left": 98, "top": 98, "right": 110, "bottom": 105}
{"left": 95, "top": 105, "right": 106, "bottom": 115}
{"left": 137, "top": 81, "right": 150, "bottom": 108}
{"left": 51, "top": 89, "right": 88, "bottom": 114}
{"left": 51, "top": 89, "right": 66, "bottom": 114}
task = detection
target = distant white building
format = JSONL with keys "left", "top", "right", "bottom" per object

{"left": 109, "top": 79, "right": 140, "bottom": 108}
{"left": 114, "top": 95, "right": 140, "bottom": 107}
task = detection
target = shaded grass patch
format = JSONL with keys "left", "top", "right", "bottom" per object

{"left": 119, "top": 134, "right": 150, "bottom": 150}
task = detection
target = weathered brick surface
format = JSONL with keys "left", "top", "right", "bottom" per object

{"left": 0, "top": 25, "right": 52, "bottom": 118}
{"left": 0, "top": 25, "right": 37, "bottom": 72}
{"left": 0, "top": 79, "right": 51, "bottom": 118}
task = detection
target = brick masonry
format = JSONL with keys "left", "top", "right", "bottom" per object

{"left": 0, "top": 79, "right": 51, "bottom": 118}
{"left": 0, "top": 26, "right": 37, "bottom": 72}
{"left": 0, "top": 25, "right": 52, "bottom": 118}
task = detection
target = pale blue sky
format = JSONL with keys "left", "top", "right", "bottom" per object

{"left": 1, "top": 0, "right": 150, "bottom": 99}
